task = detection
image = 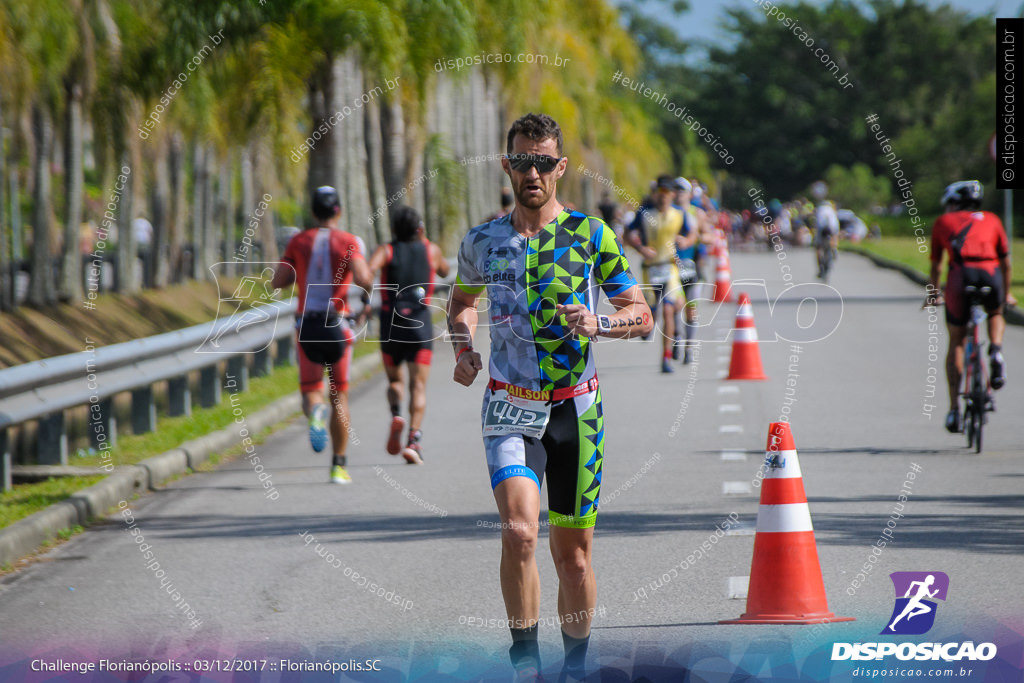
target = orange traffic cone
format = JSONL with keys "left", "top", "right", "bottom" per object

{"left": 721, "top": 423, "right": 855, "bottom": 625}
{"left": 712, "top": 246, "right": 733, "bottom": 303}
{"left": 712, "top": 228, "right": 722, "bottom": 258}
{"left": 726, "top": 293, "right": 766, "bottom": 380}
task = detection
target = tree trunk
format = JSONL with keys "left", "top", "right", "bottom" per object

{"left": 0, "top": 92, "right": 9, "bottom": 312}
{"left": 364, "top": 94, "right": 388, "bottom": 246}
{"left": 151, "top": 134, "right": 171, "bottom": 288}
{"left": 202, "top": 147, "right": 216, "bottom": 279}
{"left": 169, "top": 132, "right": 185, "bottom": 283}
{"left": 240, "top": 143, "right": 254, "bottom": 274}
{"left": 380, "top": 92, "right": 406, "bottom": 217}
{"left": 306, "top": 60, "right": 337, "bottom": 223}
{"left": 60, "top": 83, "right": 85, "bottom": 302}
{"left": 115, "top": 149, "right": 136, "bottom": 293}
{"left": 253, "top": 146, "right": 277, "bottom": 265}
{"left": 28, "top": 103, "right": 54, "bottom": 307}
{"left": 334, "top": 51, "right": 371, "bottom": 244}
{"left": 191, "top": 140, "right": 206, "bottom": 280}
{"left": 218, "top": 157, "right": 233, "bottom": 277}
{"left": 10, "top": 141, "right": 23, "bottom": 305}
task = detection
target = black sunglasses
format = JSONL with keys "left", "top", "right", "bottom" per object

{"left": 505, "top": 153, "right": 562, "bottom": 173}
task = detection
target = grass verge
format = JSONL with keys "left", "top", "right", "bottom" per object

{"left": 1, "top": 337, "right": 382, "bottom": 529}
{"left": 842, "top": 236, "right": 1024, "bottom": 303}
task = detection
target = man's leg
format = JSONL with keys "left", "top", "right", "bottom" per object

{"left": 945, "top": 323, "right": 967, "bottom": 430}
{"left": 493, "top": 477, "right": 542, "bottom": 671}
{"left": 298, "top": 338, "right": 331, "bottom": 453}
{"left": 327, "top": 383, "right": 350, "bottom": 457}
{"left": 326, "top": 345, "right": 353, "bottom": 482}
{"left": 384, "top": 359, "right": 407, "bottom": 455}
{"left": 385, "top": 362, "right": 405, "bottom": 416}
{"left": 401, "top": 358, "right": 430, "bottom": 464}
{"left": 988, "top": 311, "right": 1006, "bottom": 389}
{"left": 302, "top": 390, "right": 322, "bottom": 418}
{"left": 550, "top": 525, "right": 595, "bottom": 678}
{"left": 407, "top": 361, "right": 431, "bottom": 433}
{"left": 988, "top": 311, "right": 1006, "bottom": 348}
{"left": 661, "top": 299, "right": 676, "bottom": 372}
{"left": 683, "top": 291, "right": 698, "bottom": 363}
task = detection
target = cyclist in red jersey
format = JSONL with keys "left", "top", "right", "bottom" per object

{"left": 927, "top": 180, "right": 1016, "bottom": 433}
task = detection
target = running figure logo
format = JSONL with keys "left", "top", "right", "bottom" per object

{"left": 881, "top": 571, "right": 949, "bottom": 635}
{"left": 196, "top": 263, "right": 286, "bottom": 354}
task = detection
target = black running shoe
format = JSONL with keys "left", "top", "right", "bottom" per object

{"left": 945, "top": 409, "right": 961, "bottom": 434}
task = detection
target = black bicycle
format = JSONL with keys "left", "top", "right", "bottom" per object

{"left": 817, "top": 237, "right": 837, "bottom": 283}
{"left": 961, "top": 285, "right": 994, "bottom": 453}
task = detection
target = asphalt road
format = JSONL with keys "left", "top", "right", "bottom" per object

{"left": 2, "top": 245, "right": 1022, "bottom": 682}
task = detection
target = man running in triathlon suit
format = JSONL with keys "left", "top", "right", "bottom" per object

{"left": 367, "top": 205, "right": 449, "bottom": 464}
{"left": 926, "top": 180, "right": 1015, "bottom": 433}
{"left": 626, "top": 174, "right": 688, "bottom": 373}
{"left": 674, "top": 178, "right": 702, "bottom": 365}
{"left": 814, "top": 199, "right": 840, "bottom": 278}
{"left": 272, "top": 186, "right": 372, "bottom": 484}
{"left": 448, "top": 113, "right": 652, "bottom": 682}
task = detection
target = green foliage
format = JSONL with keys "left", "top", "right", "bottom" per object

{"left": 823, "top": 163, "right": 891, "bottom": 213}
{"left": 0, "top": 476, "right": 103, "bottom": 528}
{"left": 423, "top": 134, "right": 467, "bottom": 251}
{"left": 618, "top": 1, "right": 712, "bottom": 183}
{"left": 698, "top": 0, "right": 996, "bottom": 203}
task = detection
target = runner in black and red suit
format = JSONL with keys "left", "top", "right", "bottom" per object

{"left": 926, "top": 180, "right": 1017, "bottom": 433}
{"left": 367, "top": 205, "right": 450, "bottom": 463}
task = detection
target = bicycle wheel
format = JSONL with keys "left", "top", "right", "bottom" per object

{"left": 972, "top": 380, "right": 985, "bottom": 454}
{"left": 822, "top": 248, "right": 834, "bottom": 283}
{"left": 963, "top": 401, "right": 974, "bottom": 448}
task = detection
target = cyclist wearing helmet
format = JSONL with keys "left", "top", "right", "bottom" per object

{"left": 927, "top": 180, "right": 1016, "bottom": 433}
{"left": 814, "top": 199, "right": 840, "bottom": 278}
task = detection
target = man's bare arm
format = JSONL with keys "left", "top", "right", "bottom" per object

{"left": 271, "top": 262, "right": 295, "bottom": 290}
{"left": 447, "top": 285, "right": 483, "bottom": 386}
{"left": 432, "top": 243, "right": 451, "bottom": 278}
{"left": 557, "top": 284, "right": 654, "bottom": 339}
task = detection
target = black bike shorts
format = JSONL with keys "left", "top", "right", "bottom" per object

{"left": 945, "top": 266, "right": 1004, "bottom": 326}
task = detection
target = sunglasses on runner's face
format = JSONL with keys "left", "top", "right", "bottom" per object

{"left": 505, "top": 153, "right": 561, "bottom": 173}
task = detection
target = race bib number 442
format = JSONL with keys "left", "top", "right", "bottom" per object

{"left": 483, "top": 390, "right": 551, "bottom": 438}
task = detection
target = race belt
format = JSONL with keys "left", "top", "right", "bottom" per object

{"left": 487, "top": 377, "right": 599, "bottom": 402}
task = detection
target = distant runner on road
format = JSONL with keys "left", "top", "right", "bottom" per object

{"left": 625, "top": 174, "right": 688, "bottom": 373}
{"left": 447, "top": 113, "right": 652, "bottom": 682}
{"left": 367, "top": 205, "right": 449, "bottom": 464}
{"left": 272, "top": 186, "right": 372, "bottom": 484}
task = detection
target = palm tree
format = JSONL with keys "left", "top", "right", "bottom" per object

{"left": 11, "top": 0, "right": 78, "bottom": 307}
{"left": 57, "top": 0, "right": 105, "bottom": 303}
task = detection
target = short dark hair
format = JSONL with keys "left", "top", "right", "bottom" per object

{"left": 506, "top": 113, "right": 563, "bottom": 155}
{"left": 391, "top": 205, "right": 422, "bottom": 242}
{"left": 312, "top": 186, "right": 341, "bottom": 220}
{"left": 655, "top": 174, "right": 675, "bottom": 191}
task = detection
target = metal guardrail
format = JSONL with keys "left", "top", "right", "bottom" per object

{"left": 0, "top": 298, "right": 298, "bottom": 491}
